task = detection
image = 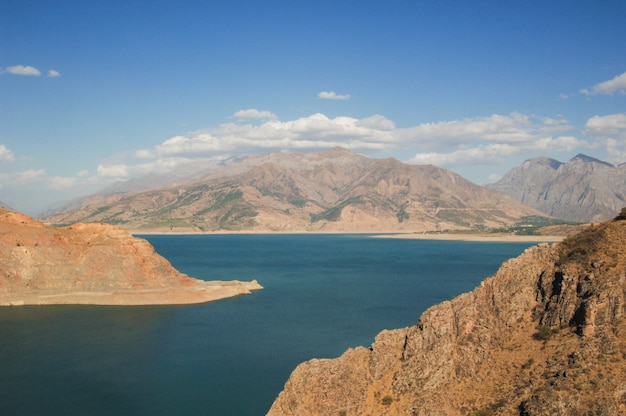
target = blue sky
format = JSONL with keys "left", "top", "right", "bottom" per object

{"left": 1, "top": 0, "right": 625, "bottom": 215}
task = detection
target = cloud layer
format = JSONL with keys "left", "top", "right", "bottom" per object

{"left": 4, "top": 108, "right": 624, "bottom": 196}
{"left": 105, "top": 110, "right": 605, "bottom": 180}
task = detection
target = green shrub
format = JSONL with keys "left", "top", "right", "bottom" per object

{"left": 533, "top": 325, "right": 552, "bottom": 341}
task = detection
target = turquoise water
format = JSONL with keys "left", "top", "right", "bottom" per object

{"left": 0, "top": 234, "right": 535, "bottom": 415}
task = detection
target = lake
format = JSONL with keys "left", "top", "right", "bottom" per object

{"left": 0, "top": 234, "right": 535, "bottom": 415}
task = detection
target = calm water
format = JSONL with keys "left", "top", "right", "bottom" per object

{"left": 0, "top": 234, "right": 535, "bottom": 415}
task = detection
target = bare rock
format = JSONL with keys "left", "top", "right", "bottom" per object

{"left": 489, "top": 154, "right": 626, "bottom": 222}
{"left": 0, "top": 208, "right": 261, "bottom": 305}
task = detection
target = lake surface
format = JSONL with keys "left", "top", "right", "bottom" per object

{"left": 0, "top": 234, "right": 535, "bottom": 415}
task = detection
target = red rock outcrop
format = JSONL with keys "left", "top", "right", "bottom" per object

{"left": 0, "top": 208, "right": 261, "bottom": 305}
{"left": 268, "top": 214, "right": 626, "bottom": 415}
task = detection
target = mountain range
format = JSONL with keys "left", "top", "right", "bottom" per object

{"left": 43, "top": 147, "right": 545, "bottom": 233}
{"left": 489, "top": 154, "right": 626, "bottom": 223}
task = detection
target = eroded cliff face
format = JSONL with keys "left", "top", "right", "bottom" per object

{"left": 268, "top": 215, "right": 626, "bottom": 415}
{"left": 0, "top": 208, "right": 261, "bottom": 305}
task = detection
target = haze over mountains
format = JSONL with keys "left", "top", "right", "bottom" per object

{"left": 43, "top": 147, "right": 544, "bottom": 233}
{"left": 490, "top": 154, "right": 626, "bottom": 223}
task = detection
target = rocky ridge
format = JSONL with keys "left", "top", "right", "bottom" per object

{"left": 489, "top": 154, "right": 626, "bottom": 223}
{"left": 43, "top": 147, "right": 545, "bottom": 233}
{"left": 0, "top": 208, "right": 261, "bottom": 305}
{"left": 268, "top": 211, "right": 626, "bottom": 415}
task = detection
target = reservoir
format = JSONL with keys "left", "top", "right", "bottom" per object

{"left": 0, "top": 234, "right": 535, "bottom": 415}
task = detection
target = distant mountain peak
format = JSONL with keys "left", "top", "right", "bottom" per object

{"left": 490, "top": 153, "right": 625, "bottom": 222}
{"left": 316, "top": 146, "right": 361, "bottom": 158}
{"left": 569, "top": 153, "right": 614, "bottom": 167}
{"left": 522, "top": 157, "right": 562, "bottom": 170}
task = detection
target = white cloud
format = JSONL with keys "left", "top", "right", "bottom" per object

{"left": 402, "top": 112, "right": 584, "bottom": 168}
{"left": 127, "top": 111, "right": 589, "bottom": 172}
{"left": 143, "top": 112, "right": 395, "bottom": 159}
{"left": 407, "top": 135, "right": 587, "bottom": 168}
{"left": 356, "top": 115, "right": 396, "bottom": 130}
{"left": 96, "top": 164, "right": 130, "bottom": 178}
{"left": 49, "top": 176, "right": 78, "bottom": 190}
{"left": 96, "top": 156, "right": 201, "bottom": 180}
{"left": 0, "top": 144, "right": 15, "bottom": 162}
{"left": 47, "top": 69, "right": 61, "bottom": 77}
{"left": 583, "top": 113, "right": 626, "bottom": 163}
{"left": 396, "top": 112, "right": 572, "bottom": 152}
{"left": 317, "top": 91, "right": 351, "bottom": 100}
{"left": 409, "top": 143, "right": 519, "bottom": 167}
{"left": 233, "top": 109, "right": 277, "bottom": 120}
{"left": 583, "top": 113, "right": 626, "bottom": 137}
{"left": 5, "top": 65, "right": 42, "bottom": 76}
{"left": 604, "top": 138, "right": 626, "bottom": 163}
{"left": 580, "top": 71, "right": 626, "bottom": 96}
{"left": 0, "top": 169, "right": 47, "bottom": 188}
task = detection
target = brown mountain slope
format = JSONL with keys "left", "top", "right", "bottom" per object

{"left": 43, "top": 147, "right": 546, "bottom": 233}
{"left": 268, "top": 211, "right": 626, "bottom": 415}
{"left": 0, "top": 208, "right": 261, "bottom": 305}
{"left": 489, "top": 154, "right": 626, "bottom": 222}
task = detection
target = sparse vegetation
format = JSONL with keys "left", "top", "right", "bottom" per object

{"left": 521, "top": 358, "right": 535, "bottom": 369}
{"left": 396, "top": 204, "right": 409, "bottom": 222}
{"left": 615, "top": 206, "right": 626, "bottom": 221}
{"left": 489, "top": 216, "right": 579, "bottom": 235}
{"left": 469, "top": 399, "right": 506, "bottom": 416}
{"left": 310, "top": 197, "right": 361, "bottom": 222}
{"left": 198, "top": 190, "right": 244, "bottom": 214}
{"left": 533, "top": 325, "right": 553, "bottom": 341}
{"left": 381, "top": 395, "right": 393, "bottom": 406}
{"left": 288, "top": 197, "right": 308, "bottom": 208}
{"left": 557, "top": 223, "right": 604, "bottom": 264}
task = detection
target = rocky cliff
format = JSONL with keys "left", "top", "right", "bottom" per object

{"left": 489, "top": 154, "right": 626, "bottom": 223}
{"left": 43, "top": 147, "right": 545, "bottom": 233}
{"left": 0, "top": 208, "right": 261, "bottom": 305}
{"left": 268, "top": 210, "right": 626, "bottom": 415}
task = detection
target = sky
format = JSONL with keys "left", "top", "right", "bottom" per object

{"left": 1, "top": 0, "right": 625, "bottom": 216}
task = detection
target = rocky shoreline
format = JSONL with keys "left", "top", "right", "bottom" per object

{"left": 0, "top": 279, "right": 262, "bottom": 306}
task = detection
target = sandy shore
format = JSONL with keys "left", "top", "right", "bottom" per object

{"left": 0, "top": 279, "right": 263, "bottom": 306}
{"left": 131, "top": 229, "right": 565, "bottom": 243}
{"left": 370, "top": 233, "right": 564, "bottom": 242}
